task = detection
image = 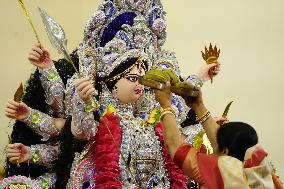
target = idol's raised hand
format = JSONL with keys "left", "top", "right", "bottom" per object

{"left": 214, "top": 116, "right": 229, "bottom": 125}
{"left": 5, "top": 100, "right": 30, "bottom": 120}
{"left": 75, "top": 77, "right": 96, "bottom": 102}
{"left": 28, "top": 43, "right": 53, "bottom": 69}
{"left": 6, "top": 143, "right": 30, "bottom": 164}
{"left": 196, "top": 62, "right": 221, "bottom": 82}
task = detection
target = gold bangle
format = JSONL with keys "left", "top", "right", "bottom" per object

{"left": 196, "top": 110, "right": 210, "bottom": 122}
{"left": 199, "top": 112, "right": 211, "bottom": 124}
{"left": 161, "top": 107, "right": 176, "bottom": 115}
{"left": 160, "top": 110, "right": 176, "bottom": 121}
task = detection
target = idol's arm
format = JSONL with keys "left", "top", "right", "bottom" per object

{"left": 6, "top": 143, "right": 59, "bottom": 168}
{"left": 35, "top": 172, "right": 57, "bottom": 189}
{"left": 22, "top": 108, "right": 65, "bottom": 141}
{"left": 28, "top": 144, "right": 60, "bottom": 167}
{"left": 70, "top": 95, "right": 98, "bottom": 140}
{"left": 187, "top": 62, "right": 221, "bottom": 84}
{"left": 66, "top": 75, "right": 98, "bottom": 140}
{"left": 5, "top": 100, "right": 65, "bottom": 141}
{"left": 39, "top": 65, "right": 65, "bottom": 116}
{"left": 28, "top": 43, "right": 65, "bottom": 116}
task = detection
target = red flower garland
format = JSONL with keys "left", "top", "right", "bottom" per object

{"left": 155, "top": 122, "right": 187, "bottom": 189}
{"left": 90, "top": 113, "right": 123, "bottom": 189}
{"left": 89, "top": 113, "right": 187, "bottom": 188}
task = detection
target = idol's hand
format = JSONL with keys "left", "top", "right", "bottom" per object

{"left": 196, "top": 62, "right": 221, "bottom": 82}
{"left": 155, "top": 81, "right": 172, "bottom": 109}
{"left": 75, "top": 77, "right": 96, "bottom": 103}
{"left": 5, "top": 100, "right": 30, "bottom": 120}
{"left": 214, "top": 116, "right": 229, "bottom": 125}
{"left": 28, "top": 43, "right": 53, "bottom": 69}
{"left": 6, "top": 143, "right": 30, "bottom": 164}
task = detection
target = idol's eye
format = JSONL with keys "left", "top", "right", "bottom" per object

{"left": 124, "top": 74, "right": 139, "bottom": 82}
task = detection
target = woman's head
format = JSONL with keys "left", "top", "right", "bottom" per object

{"left": 216, "top": 122, "right": 258, "bottom": 161}
{"left": 98, "top": 57, "right": 148, "bottom": 104}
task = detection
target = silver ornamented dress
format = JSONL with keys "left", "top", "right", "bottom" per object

{"left": 67, "top": 84, "right": 187, "bottom": 188}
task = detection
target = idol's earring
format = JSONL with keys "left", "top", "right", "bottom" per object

{"left": 113, "top": 85, "right": 118, "bottom": 95}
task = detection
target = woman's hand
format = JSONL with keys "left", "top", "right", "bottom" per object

{"left": 154, "top": 81, "right": 172, "bottom": 109}
{"left": 196, "top": 62, "right": 221, "bottom": 82}
{"left": 28, "top": 43, "right": 53, "bottom": 69}
{"left": 75, "top": 77, "right": 96, "bottom": 102}
{"left": 6, "top": 143, "right": 30, "bottom": 164}
{"left": 5, "top": 100, "right": 30, "bottom": 120}
{"left": 182, "top": 87, "right": 204, "bottom": 111}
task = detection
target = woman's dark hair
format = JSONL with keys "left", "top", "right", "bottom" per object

{"left": 217, "top": 122, "right": 258, "bottom": 161}
{"left": 180, "top": 109, "right": 198, "bottom": 127}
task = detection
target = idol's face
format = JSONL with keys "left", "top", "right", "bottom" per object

{"left": 112, "top": 64, "right": 145, "bottom": 104}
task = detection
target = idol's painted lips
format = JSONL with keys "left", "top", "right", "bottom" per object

{"left": 134, "top": 88, "right": 142, "bottom": 94}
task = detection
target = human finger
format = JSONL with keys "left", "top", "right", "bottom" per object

{"left": 9, "top": 157, "right": 20, "bottom": 163}
{"left": 208, "top": 63, "right": 218, "bottom": 69}
{"left": 76, "top": 81, "right": 92, "bottom": 92}
{"left": 40, "top": 44, "right": 46, "bottom": 51}
{"left": 85, "top": 88, "right": 96, "bottom": 97}
{"left": 28, "top": 54, "right": 39, "bottom": 62}
{"left": 75, "top": 77, "right": 91, "bottom": 87}
{"left": 6, "top": 148, "right": 20, "bottom": 153}
{"left": 13, "top": 143, "right": 24, "bottom": 149}
{"left": 6, "top": 102, "right": 17, "bottom": 110}
{"left": 5, "top": 108, "right": 16, "bottom": 114}
{"left": 8, "top": 100, "right": 21, "bottom": 107}
{"left": 32, "top": 46, "right": 43, "bottom": 55}
{"left": 7, "top": 144, "right": 19, "bottom": 149}
{"left": 7, "top": 152, "right": 21, "bottom": 158}
{"left": 81, "top": 84, "right": 93, "bottom": 94}
{"left": 5, "top": 113, "right": 15, "bottom": 119}
{"left": 214, "top": 66, "right": 221, "bottom": 72}
{"left": 29, "top": 51, "right": 41, "bottom": 59}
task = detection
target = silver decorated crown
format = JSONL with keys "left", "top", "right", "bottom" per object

{"left": 78, "top": 0, "right": 180, "bottom": 80}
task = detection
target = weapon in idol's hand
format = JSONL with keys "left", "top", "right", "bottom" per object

{"left": 201, "top": 43, "right": 221, "bottom": 83}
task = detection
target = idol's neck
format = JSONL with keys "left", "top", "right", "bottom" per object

{"left": 100, "top": 86, "right": 135, "bottom": 118}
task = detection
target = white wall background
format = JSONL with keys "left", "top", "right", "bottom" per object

{"left": 0, "top": 0, "right": 283, "bottom": 178}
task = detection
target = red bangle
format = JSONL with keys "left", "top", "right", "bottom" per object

{"left": 173, "top": 144, "right": 191, "bottom": 169}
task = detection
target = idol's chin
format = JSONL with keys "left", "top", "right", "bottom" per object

{"left": 119, "top": 96, "right": 140, "bottom": 104}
